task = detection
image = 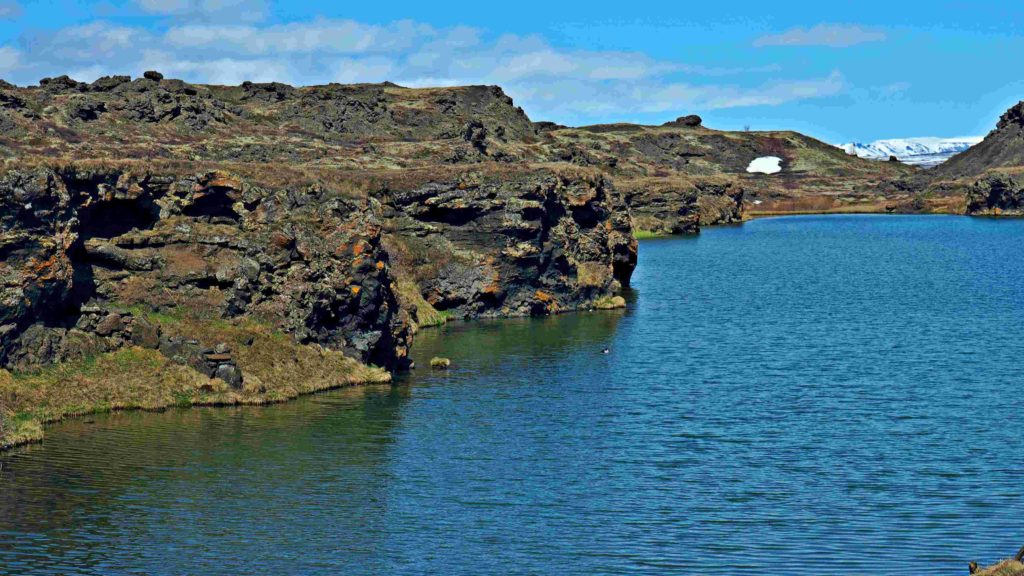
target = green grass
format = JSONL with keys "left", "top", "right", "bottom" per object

{"left": 632, "top": 229, "right": 665, "bottom": 240}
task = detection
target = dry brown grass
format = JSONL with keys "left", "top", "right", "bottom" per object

{"left": 0, "top": 312, "right": 389, "bottom": 451}
{"left": 974, "top": 560, "right": 1024, "bottom": 576}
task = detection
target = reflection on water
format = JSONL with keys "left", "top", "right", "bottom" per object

{"left": 2, "top": 215, "right": 1024, "bottom": 575}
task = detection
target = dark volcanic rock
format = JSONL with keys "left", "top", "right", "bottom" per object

{"left": 534, "top": 121, "right": 568, "bottom": 132}
{"left": 66, "top": 96, "right": 106, "bottom": 121}
{"left": 966, "top": 173, "right": 1024, "bottom": 215}
{"left": 384, "top": 168, "right": 636, "bottom": 319}
{"left": 39, "top": 75, "right": 86, "bottom": 93}
{"left": 0, "top": 167, "right": 412, "bottom": 372}
{"left": 663, "top": 115, "right": 703, "bottom": 128}
{"left": 625, "top": 178, "right": 744, "bottom": 235}
{"left": 159, "top": 336, "right": 243, "bottom": 388}
{"left": 926, "top": 100, "right": 1024, "bottom": 182}
{"left": 90, "top": 75, "right": 132, "bottom": 92}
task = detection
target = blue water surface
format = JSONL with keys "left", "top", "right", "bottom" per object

{"left": 2, "top": 215, "right": 1023, "bottom": 575}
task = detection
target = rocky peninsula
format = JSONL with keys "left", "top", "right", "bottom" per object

{"left": 1, "top": 72, "right": 1021, "bottom": 450}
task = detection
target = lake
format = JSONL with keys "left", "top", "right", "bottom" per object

{"left": 2, "top": 214, "right": 1023, "bottom": 575}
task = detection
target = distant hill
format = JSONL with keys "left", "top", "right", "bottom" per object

{"left": 927, "top": 101, "right": 1024, "bottom": 180}
{"left": 838, "top": 137, "right": 982, "bottom": 167}
{"left": 915, "top": 100, "right": 1024, "bottom": 215}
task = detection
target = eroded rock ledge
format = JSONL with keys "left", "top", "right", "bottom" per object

{"left": 0, "top": 166, "right": 411, "bottom": 373}
{"left": 0, "top": 163, "right": 637, "bottom": 375}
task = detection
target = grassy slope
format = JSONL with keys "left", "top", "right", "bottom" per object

{"left": 0, "top": 310, "right": 389, "bottom": 450}
{"left": 545, "top": 124, "right": 920, "bottom": 215}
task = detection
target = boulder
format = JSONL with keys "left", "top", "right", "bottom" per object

{"left": 663, "top": 114, "right": 703, "bottom": 128}
{"left": 129, "top": 317, "right": 161, "bottom": 349}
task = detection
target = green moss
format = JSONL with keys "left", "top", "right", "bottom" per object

{"left": 393, "top": 277, "right": 450, "bottom": 330}
{"left": 592, "top": 295, "right": 627, "bottom": 310}
{"left": 633, "top": 229, "right": 665, "bottom": 240}
{"left": 125, "top": 305, "right": 185, "bottom": 326}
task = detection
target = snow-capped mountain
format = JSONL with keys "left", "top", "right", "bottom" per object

{"left": 837, "top": 137, "right": 983, "bottom": 167}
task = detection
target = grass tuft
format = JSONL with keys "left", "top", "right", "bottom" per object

{"left": 633, "top": 229, "right": 665, "bottom": 240}
{"left": 0, "top": 313, "right": 389, "bottom": 451}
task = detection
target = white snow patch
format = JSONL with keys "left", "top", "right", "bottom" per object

{"left": 747, "top": 156, "right": 782, "bottom": 174}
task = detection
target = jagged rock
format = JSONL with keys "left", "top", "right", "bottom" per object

{"left": 130, "top": 317, "right": 161, "bottom": 349}
{"left": 0, "top": 77, "right": 648, "bottom": 376}
{"left": 462, "top": 119, "right": 488, "bottom": 153}
{"left": 158, "top": 336, "right": 243, "bottom": 388}
{"left": 94, "top": 313, "right": 124, "bottom": 337}
{"left": 625, "top": 178, "right": 743, "bottom": 235}
{"left": 922, "top": 100, "right": 1024, "bottom": 183}
{"left": 967, "top": 173, "right": 1024, "bottom": 215}
{"left": 663, "top": 114, "right": 703, "bottom": 128}
{"left": 0, "top": 167, "right": 413, "bottom": 371}
{"left": 240, "top": 81, "right": 295, "bottom": 102}
{"left": 0, "top": 89, "right": 27, "bottom": 110}
{"left": 385, "top": 168, "right": 636, "bottom": 319}
{"left": 534, "top": 121, "right": 567, "bottom": 132}
{"left": 998, "top": 101, "right": 1024, "bottom": 130}
{"left": 39, "top": 75, "right": 86, "bottom": 93}
{"left": 90, "top": 75, "right": 132, "bottom": 92}
{"left": 66, "top": 96, "right": 106, "bottom": 121}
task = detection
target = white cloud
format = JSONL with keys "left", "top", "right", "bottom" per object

{"left": 136, "top": 0, "right": 266, "bottom": 23}
{"left": 0, "top": 46, "right": 20, "bottom": 75}
{"left": 0, "top": 16, "right": 849, "bottom": 124}
{"left": 0, "top": 0, "right": 21, "bottom": 20}
{"left": 640, "top": 71, "right": 845, "bottom": 112}
{"left": 335, "top": 57, "right": 395, "bottom": 84}
{"left": 162, "top": 19, "right": 433, "bottom": 55}
{"left": 754, "top": 24, "right": 887, "bottom": 48}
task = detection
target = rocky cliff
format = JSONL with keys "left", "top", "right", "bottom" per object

{"left": 900, "top": 100, "right": 1024, "bottom": 214}
{"left": 0, "top": 165, "right": 412, "bottom": 373}
{"left": 0, "top": 74, "right": 641, "bottom": 386}
{"left": 929, "top": 101, "right": 1024, "bottom": 182}
{"left": 383, "top": 166, "right": 635, "bottom": 324}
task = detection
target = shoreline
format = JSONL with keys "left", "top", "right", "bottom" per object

{"left": 6, "top": 209, "right": 1014, "bottom": 455}
{"left": 744, "top": 208, "right": 960, "bottom": 218}
{"left": 0, "top": 318, "right": 392, "bottom": 454}
{"left": 0, "top": 304, "right": 631, "bottom": 455}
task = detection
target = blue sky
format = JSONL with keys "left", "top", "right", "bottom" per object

{"left": 0, "top": 0, "right": 1022, "bottom": 142}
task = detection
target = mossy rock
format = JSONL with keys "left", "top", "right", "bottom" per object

{"left": 593, "top": 295, "right": 626, "bottom": 310}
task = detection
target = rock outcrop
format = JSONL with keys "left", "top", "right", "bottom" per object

{"left": 966, "top": 172, "right": 1024, "bottom": 215}
{"left": 899, "top": 99, "right": 1024, "bottom": 214}
{"left": 384, "top": 167, "right": 636, "bottom": 320}
{"left": 623, "top": 177, "right": 744, "bottom": 235}
{"left": 0, "top": 74, "right": 646, "bottom": 379}
{"left": 0, "top": 166, "right": 413, "bottom": 372}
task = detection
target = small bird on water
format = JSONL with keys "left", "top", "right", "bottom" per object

{"left": 602, "top": 348, "right": 610, "bottom": 354}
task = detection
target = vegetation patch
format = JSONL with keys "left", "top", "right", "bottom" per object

{"left": 0, "top": 310, "right": 389, "bottom": 451}
{"left": 592, "top": 295, "right": 627, "bottom": 310}
{"left": 633, "top": 229, "right": 666, "bottom": 240}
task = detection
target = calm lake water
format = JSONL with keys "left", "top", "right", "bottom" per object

{"left": 2, "top": 214, "right": 1024, "bottom": 575}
